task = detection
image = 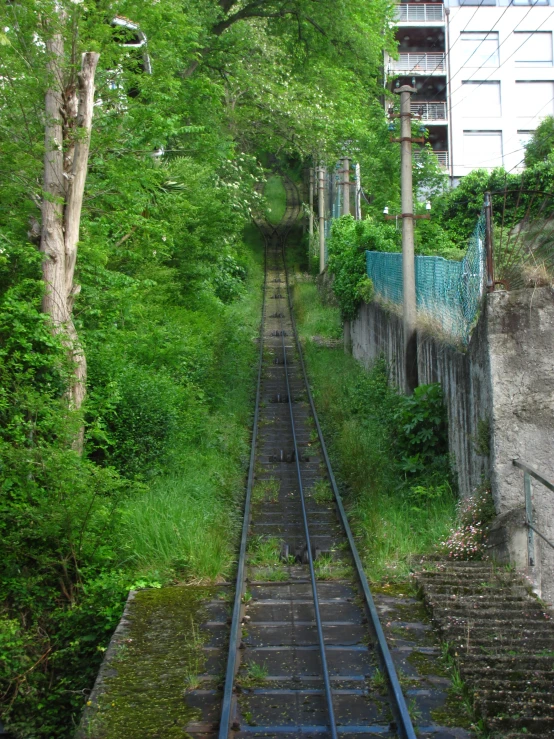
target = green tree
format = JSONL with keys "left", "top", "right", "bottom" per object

{"left": 524, "top": 115, "right": 554, "bottom": 168}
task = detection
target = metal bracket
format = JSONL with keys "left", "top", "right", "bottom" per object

{"left": 390, "top": 136, "right": 425, "bottom": 143}
{"left": 384, "top": 213, "right": 431, "bottom": 220}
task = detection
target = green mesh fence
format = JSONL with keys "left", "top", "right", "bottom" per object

{"left": 366, "top": 210, "right": 486, "bottom": 345}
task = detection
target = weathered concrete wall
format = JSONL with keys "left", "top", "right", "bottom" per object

{"left": 350, "top": 299, "right": 490, "bottom": 499}
{"left": 487, "top": 289, "right": 554, "bottom": 603}
{"left": 350, "top": 288, "right": 554, "bottom": 602}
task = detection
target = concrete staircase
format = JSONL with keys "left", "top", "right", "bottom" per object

{"left": 415, "top": 561, "right": 554, "bottom": 738}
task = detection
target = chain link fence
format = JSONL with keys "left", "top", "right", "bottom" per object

{"left": 366, "top": 210, "right": 487, "bottom": 345}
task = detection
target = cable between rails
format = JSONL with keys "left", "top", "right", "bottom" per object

{"left": 281, "top": 178, "right": 417, "bottom": 739}
{"left": 274, "top": 219, "right": 339, "bottom": 739}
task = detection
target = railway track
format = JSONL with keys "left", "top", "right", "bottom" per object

{"left": 216, "top": 179, "right": 417, "bottom": 739}
{"left": 77, "top": 178, "right": 470, "bottom": 739}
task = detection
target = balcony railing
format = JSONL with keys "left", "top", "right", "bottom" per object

{"left": 390, "top": 53, "right": 445, "bottom": 73}
{"left": 411, "top": 101, "right": 447, "bottom": 120}
{"left": 414, "top": 149, "right": 449, "bottom": 168}
{"left": 395, "top": 4, "right": 445, "bottom": 22}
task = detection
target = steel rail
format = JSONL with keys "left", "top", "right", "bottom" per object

{"left": 281, "top": 180, "right": 417, "bottom": 739}
{"left": 275, "top": 228, "right": 339, "bottom": 739}
{"left": 218, "top": 225, "right": 268, "bottom": 739}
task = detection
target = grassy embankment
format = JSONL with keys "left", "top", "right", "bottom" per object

{"left": 120, "top": 224, "right": 264, "bottom": 583}
{"left": 288, "top": 270, "right": 456, "bottom": 581}
{"left": 121, "top": 174, "right": 286, "bottom": 582}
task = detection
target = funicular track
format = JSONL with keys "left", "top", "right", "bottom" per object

{"left": 214, "top": 179, "right": 417, "bottom": 739}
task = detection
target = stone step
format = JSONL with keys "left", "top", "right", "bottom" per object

{"left": 487, "top": 715, "right": 554, "bottom": 731}
{"left": 422, "top": 584, "right": 530, "bottom": 596}
{"left": 416, "top": 560, "right": 554, "bottom": 737}
{"left": 475, "top": 689, "right": 554, "bottom": 708}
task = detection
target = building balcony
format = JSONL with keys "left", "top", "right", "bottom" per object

{"left": 395, "top": 4, "right": 445, "bottom": 23}
{"left": 411, "top": 101, "right": 447, "bottom": 121}
{"left": 414, "top": 149, "right": 449, "bottom": 168}
{"left": 390, "top": 53, "right": 445, "bottom": 74}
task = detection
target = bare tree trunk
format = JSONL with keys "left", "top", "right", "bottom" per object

{"left": 40, "top": 14, "right": 99, "bottom": 449}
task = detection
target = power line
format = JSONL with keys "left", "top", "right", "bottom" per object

{"left": 405, "top": 0, "right": 496, "bottom": 91}
{"left": 495, "top": 92, "right": 554, "bottom": 160}
{"left": 428, "top": 0, "right": 547, "bottom": 104}
{"left": 448, "top": 6, "right": 554, "bottom": 115}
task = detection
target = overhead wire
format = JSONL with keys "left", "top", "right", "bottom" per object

{"left": 448, "top": 6, "right": 554, "bottom": 114}
{"left": 396, "top": 0, "right": 494, "bottom": 93}
{"left": 422, "top": 0, "right": 548, "bottom": 106}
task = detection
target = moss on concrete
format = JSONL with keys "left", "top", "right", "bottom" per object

{"left": 78, "top": 586, "right": 218, "bottom": 738}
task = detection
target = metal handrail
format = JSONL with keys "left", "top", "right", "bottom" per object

{"left": 512, "top": 459, "right": 554, "bottom": 567}
{"left": 395, "top": 4, "right": 445, "bottom": 22}
{"left": 410, "top": 101, "right": 447, "bottom": 120}
{"left": 390, "top": 52, "right": 445, "bottom": 73}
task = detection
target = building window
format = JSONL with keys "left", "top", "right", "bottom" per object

{"left": 514, "top": 32, "right": 553, "bottom": 66}
{"left": 512, "top": 0, "right": 548, "bottom": 5}
{"left": 515, "top": 81, "right": 554, "bottom": 121}
{"left": 518, "top": 131, "right": 534, "bottom": 150}
{"left": 463, "top": 131, "right": 503, "bottom": 168}
{"left": 460, "top": 32, "right": 500, "bottom": 67}
{"left": 460, "top": 0, "right": 496, "bottom": 5}
{"left": 461, "top": 81, "right": 501, "bottom": 117}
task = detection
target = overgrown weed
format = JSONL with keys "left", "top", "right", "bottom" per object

{"left": 289, "top": 279, "right": 457, "bottom": 581}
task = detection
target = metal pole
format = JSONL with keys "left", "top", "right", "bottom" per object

{"left": 309, "top": 167, "right": 314, "bottom": 237}
{"left": 318, "top": 166, "right": 326, "bottom": 273}
{"left": 524, "top": 471, "right": 535, "bottom": 567}
{"left": 484, "top": 191, "right": 495, "bottom": 292}
{"left": 342, "top": 157, "right": 350, "bottom": 216}
{"left": 355, "top": 162, "right": 361, "bottom": 220}
{"left": 395, "top": 85, "right": 418, "bottom": 393}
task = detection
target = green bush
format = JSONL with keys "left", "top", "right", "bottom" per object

{"left": 394, "top": 383, "right": 449, "bottom": 475}
{"left": 327, "top": 216, "right": 397, "bottom": 320}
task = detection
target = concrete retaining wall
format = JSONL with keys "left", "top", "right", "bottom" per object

{"left": 349, "top": 288, "right": 554, "bottom": 602}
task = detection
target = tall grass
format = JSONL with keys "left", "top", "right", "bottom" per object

{"left": 121, "top": 454, "right": 240, "bottom": 581}
{"left": 290, "top": 277, "right": 456, "bottom": 581}
{"left": 293, "top": 282, "right": 342, "bottom": 341}
{"left": 119, "top": 227, "right": 264, "bottom": 583}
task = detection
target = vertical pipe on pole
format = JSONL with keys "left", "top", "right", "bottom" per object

{"left": 342, "top": 157, "right": 350, "bottom": 216}
{"left": 309, "top": 168, "right": 314, "bottom": 237}
{"left": 484, "top": 191, "right": 495, "bottom": 292}
{"left": 395, "top": 85, "right": 418, "bottom": 393}
{"left": 318, "top": 166, "right": 326, "bottom": 273}
{"left": 355, "top": 163, "right": 361, "bottom": 221}
{"left": 524, "top": 472, "right": 535, "bottom": 568}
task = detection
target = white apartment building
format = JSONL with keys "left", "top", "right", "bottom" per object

{"left": 385, "top": 0, "right": 554, "bottom": 180}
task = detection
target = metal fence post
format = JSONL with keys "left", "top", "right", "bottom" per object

{"left": 524, "top": 471, "right": 535, "bottom": 567}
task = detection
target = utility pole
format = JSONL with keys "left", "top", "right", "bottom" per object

{"left": 354, "top": 163, "right": 361, "bottom": 220}
{"left": 392, "top": 85, "right": 420, "bottom": 393}
{"left": 309, "top": 168, "right": 314, "bottom": 237}
{"left": 318, "top": 166, "right": 326, "bottom": 273}
{"left": 341, "top": 157, "right": 350, "bottom": 216}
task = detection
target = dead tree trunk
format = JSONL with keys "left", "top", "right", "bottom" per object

{"left": 40, "top": 17, "right": 99, "bottom": 445}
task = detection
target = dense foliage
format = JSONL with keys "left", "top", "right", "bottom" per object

{"left": 327, "top": 121, "right": 554, "bottom": 317}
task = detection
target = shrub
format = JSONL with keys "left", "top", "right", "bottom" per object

{"left": 394, "top": 383, "right": 449, "bottom": 475}
{"left": 327, "top": 216, "right": 397, "bottom": 320}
